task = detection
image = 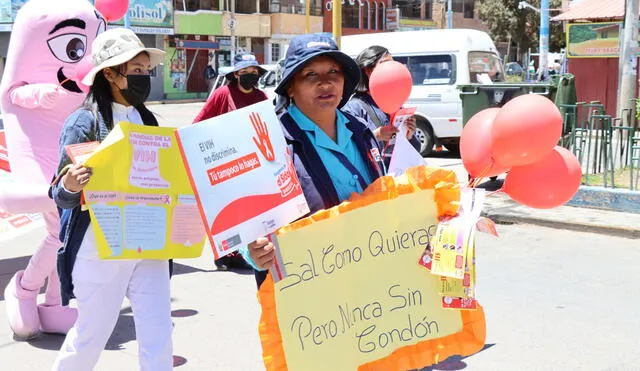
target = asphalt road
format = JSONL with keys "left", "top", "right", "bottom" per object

{"left": 1, "top": 223, "right": 638, "bottom": 371}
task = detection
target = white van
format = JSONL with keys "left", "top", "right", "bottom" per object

{"left": 341, "top": 29, "right": 504, "bottom": 155}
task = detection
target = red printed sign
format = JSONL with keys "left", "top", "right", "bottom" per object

{"left": 206, "top": 152, "right": 261, "bottom": 186}
{"left": 0, "top": 130, "right": 10, "bottom": 172}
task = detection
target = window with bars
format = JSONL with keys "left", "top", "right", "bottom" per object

{"left": 175, "top": 0, "right": 221, "bottom": 11}
{"left": 452, "top": 0, "right": 474, "bottom": 18}
{"left": 342, "top": 4, "right": 360, "bottom": 29}
{"left": 271, "top": 43, "right": 281, "bottom": 63}
{"left": 269, "top": 0, "right": 323, "bottom": 15}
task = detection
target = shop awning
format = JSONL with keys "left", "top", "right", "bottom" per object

{"left": 552, "top": 0, "right": 625, "bottom": 22}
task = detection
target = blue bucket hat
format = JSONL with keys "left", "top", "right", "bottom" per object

{"left": 226, "top": 52, "right": 267, "bottom": 77}
{"left": 275, "top": 33, "right": 360, "bottom": 108}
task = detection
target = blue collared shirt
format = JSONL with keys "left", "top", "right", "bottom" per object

{"left": 288, "top": 104, "right": 373, "bottom": 202}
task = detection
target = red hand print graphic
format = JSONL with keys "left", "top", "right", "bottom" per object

{"left": 251, "top": 112, "right": 275, "bottom": 162}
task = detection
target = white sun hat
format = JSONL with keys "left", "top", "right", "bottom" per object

{"left": 82, "top": 27, "right": 165, "bottom": 86}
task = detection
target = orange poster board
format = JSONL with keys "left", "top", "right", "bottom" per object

{"left": 258, "top": 166, "right": 486, "bottom": 371}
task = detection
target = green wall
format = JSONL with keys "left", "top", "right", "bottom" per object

{"left": 175, "top": 12, "right": 223, "bottom": 35}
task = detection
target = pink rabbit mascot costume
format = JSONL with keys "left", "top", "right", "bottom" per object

{"left": 0, "top": 0, "right": 105, "bottom": 340}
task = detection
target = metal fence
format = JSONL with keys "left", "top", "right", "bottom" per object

{"left": 559, "top": 101, "right": 640, "bottom": 190}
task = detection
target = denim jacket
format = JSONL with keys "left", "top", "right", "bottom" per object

{"left": 50, "top": 108, "right": 110, "bottom": 305}
{"left": 342, "top": 93, "right": 422, "bottom": 166}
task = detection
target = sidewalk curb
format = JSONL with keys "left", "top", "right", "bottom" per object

{"left": 482, "top": 210, "right": 640, "bottom": 239}
{"left": 147, "top": 99, "right": 206, "bottom": 105}
{"left": 566, "top": 186, "right": 640, "bottom": 214}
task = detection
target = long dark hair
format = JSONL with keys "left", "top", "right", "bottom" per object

{"left": 354, "top": 45, "right": 390, "bottom": 94}
{"left": 82, "top": 56, "right": 158, "bottom": 131}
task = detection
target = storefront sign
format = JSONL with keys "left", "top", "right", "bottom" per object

{"left": 0, "top": 0, "right": 11, "bottom": 23}
{"left": 385, "top": 8, "right": 399, "bottom": 31}
{"left": 566, "top": 22, "right": 625, "bottom": 58}
{"left": 399, "top": 18, "right": 436, "bottom": 29}
{"left": 176, "top": 39, "right": 220, "bottom": 50}
{"left": 90, "top": 0, "right": 174, "bottom": 34}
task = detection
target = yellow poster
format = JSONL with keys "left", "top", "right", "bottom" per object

{"left": 259, "top": 168, "right": 486, "bottom": 371}
{"left": 82, "top": 122, "right": 206, "bottom": 260}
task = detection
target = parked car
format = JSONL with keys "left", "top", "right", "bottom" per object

{"left": 505, "top": 62, "right": 525, "bottom": 82}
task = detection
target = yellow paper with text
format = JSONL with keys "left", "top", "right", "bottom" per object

{"left": 83, "top": 122, "right": 206, "bottom": 259}
{"left": 272, "top": 190, "right": 463, "bottom": 371}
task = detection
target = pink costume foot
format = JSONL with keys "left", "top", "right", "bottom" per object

{"left": 38, "top": 304, "right": 77, "bottom": 335}
{"left": 3, "top": 270, "right": 40, "bottom": 340}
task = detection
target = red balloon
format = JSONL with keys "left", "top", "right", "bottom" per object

{"left": 95, "top": 0, "right": 129, "bottom": 22}
{"left": 460, "top": 108, "right": 510, "bottom": 178}
{"left": 369, "top": 60, "right": 412, "bottom": 114}
{"left": 503, "top": 146, "right": 582, "bottom": 209}
{"left": 73, "top": 58, "right": 94, "bottom": 93}
{"left": 491, "top": 94, "right": 563, "bottom": 167}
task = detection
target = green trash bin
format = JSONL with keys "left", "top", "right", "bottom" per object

{"left": 458, "top": 74, "right": 576, "bottom": 126}
{"left": 458, "top": 82, "right": 554, "bottom": 128}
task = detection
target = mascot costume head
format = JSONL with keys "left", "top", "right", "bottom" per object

{"left": 0, "top": 0, "right": 104, "bottom": 340}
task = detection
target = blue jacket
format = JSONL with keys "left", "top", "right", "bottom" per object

{"left": 279, "top": 110, "right": 386, "bottom": 213}
{"left": 240, "top": 110, "right": 386, "bottom": 271}
{"left": 342, "top": 93, "right": 422, "bottom": 166}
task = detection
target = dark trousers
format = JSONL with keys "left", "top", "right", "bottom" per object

{"left": 254, "top": 269, "right": 268, "bottom": 289}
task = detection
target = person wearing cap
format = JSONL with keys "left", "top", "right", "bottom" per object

{"left": 193, "top": 52, "right": 268, "bottom": 123}
{"left": 50, "top": 28, "right": 173, "bottom": 370}
{"left": 238, "top": 33, "right": 386, "bottom": 288}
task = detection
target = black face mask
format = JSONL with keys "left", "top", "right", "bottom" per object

{"left": 238, "top": 73, "right": 260, "bottom": 90}
{"left": 119, "top": 74, "right": 151, "bottom": 106}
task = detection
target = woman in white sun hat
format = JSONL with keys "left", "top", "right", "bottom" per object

{"left": 50, "top": 27, "right": 172, "bottom": 371}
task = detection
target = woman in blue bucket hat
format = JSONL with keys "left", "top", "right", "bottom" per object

{"left": 193, "top": 52, "right": 268, "bottom": 123}
{"left": 238, "top": 33, "right": 387, "bottom": 288}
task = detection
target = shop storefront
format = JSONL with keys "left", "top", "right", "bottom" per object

{"left": 167, "top": 10, "right": 270, "bottom": 100}
{"left": 167, "top": 11, "right": 225, "bottom": 100}
{"left": 94, "top": 0, "right": 174, "bottom": 101}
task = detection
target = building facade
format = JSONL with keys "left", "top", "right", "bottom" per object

{"left": 322, "top": 0, "right": 486, "bottom": 37}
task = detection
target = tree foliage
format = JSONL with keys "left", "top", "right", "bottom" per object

{"left": 478, "top": 0, "right": 566, "bottom": 55}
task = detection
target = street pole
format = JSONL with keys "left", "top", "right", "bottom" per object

{"left": 230, "top": 0, "right": 236, "bottom": 61}
{"left": 306, "top": 0, "right": 311, "bottom": 33}
{"left": 538, "top": 0, "right": 549, "bottom": 81}
{"left": 617, "top": 0, "right": 639, "bottom": 118}
{"left": 447, "top": 0, "right": 453, "bottom": 29}
{"left": 332, "top": 0, "right": 342, "bottom": 48}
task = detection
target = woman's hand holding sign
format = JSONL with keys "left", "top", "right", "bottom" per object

{"left": 405, "top": 115, "right": 417, "bottom": 139}
{"left": 249, "top": 237, "right": 275, "bottom": 270}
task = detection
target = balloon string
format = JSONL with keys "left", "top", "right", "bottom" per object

{"left": 486, "top": 188, "right": 504, "bottom": 197}
{"left": 467, "top": 160, "right": 495, "bottom": 188}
